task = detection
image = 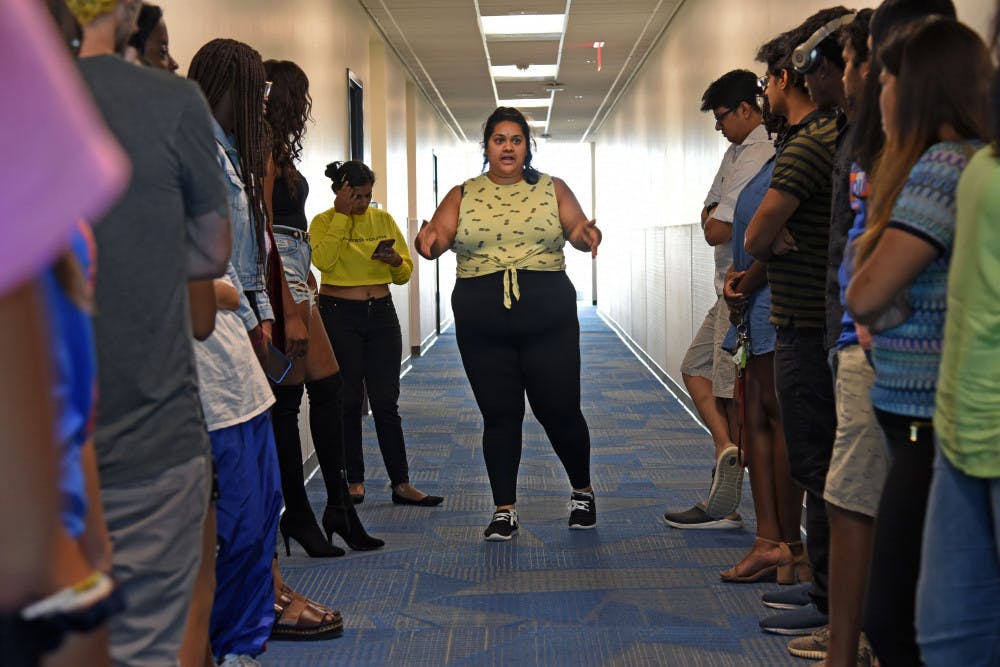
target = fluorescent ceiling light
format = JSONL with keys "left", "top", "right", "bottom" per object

{"left": 527, "top": 120, "right": 547, "bottom": 128}
{"left": 481, "top": 14, "right": 565, "bottom": 36}
{"left": 497, "top": 98, "right": 552, "bottom": 108}
{"left": 491, "top": 65, "right": 559, "bottom": 80}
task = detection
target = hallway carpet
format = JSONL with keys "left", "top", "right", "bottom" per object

{"left": 265, "top": 306, "right": 808, "bottom": 666}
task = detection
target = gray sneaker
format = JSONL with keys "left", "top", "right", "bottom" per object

{"left": 662, "top": 503, "right": 742, "bottom": 529}
{"left": 762, "top": 582, "right": 812, "bottom": 610}
{"left": 705, "top": 445, "right": 743, "bottom": 518}
{"left": 759, "top": 602, "right": 828, "bottom": 636}
{"left": 787, "top": 625, "right": 829, "bottom": 659}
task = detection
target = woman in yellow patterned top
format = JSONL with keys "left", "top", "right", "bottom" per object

{"left": 310, "top": 160, "right": 442, "bottom": 507}
{"left": 415, "top": 107, "right": 602, "bottom": 541}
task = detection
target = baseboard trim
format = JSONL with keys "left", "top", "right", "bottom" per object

{"left": 594, "top": 309, "right": 699, "bottom": 419}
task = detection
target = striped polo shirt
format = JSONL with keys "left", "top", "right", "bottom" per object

{"left": 767, "top": 110, "right": 839, "bottom": 328}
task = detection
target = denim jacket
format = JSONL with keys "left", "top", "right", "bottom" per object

{"left": 212, "top": 119, "right": 272, "bottom": 329}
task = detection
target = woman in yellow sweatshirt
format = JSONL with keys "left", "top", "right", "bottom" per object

{"left": 310, "top": 161, "right": 442, "bottom": 507}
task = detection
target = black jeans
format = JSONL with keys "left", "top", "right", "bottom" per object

{"left": 774, "top": 324, "right": 836, "bottom": 614}
{"left": 452, "top": 270, "right": 591, "bottom": 506}
{"left": 865, "top": 408, "right": 934, "bottom": 667}
{"left": 318, "top": 294, "right": 409, "bottom": 487}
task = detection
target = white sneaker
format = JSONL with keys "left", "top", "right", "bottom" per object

{"left": 219, "top": 655, "right": 261, "bottom": 667}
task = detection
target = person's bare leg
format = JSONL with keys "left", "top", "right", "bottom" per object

{"left": 178, "top": 504, "right": 216, "bottom": 667}
{"left": 825, "top": 504, "right": 875, "bottom": 667}
{"left": 722, "top": 358, "right": 785, "bottom": 578}
{"left": 683, "top": 373, "right": 734, "bottom": 458}
{"left": 753, "top": 353, "right": 803, "bottom": 542}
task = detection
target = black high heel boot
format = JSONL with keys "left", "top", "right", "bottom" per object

{"left": 280, "top": 513, "right": 345, "bottom": 558}
{"left": 272, "top": 383, "right": 341, "bottom": 558}
{"left": 323, "top": 471, "right": 385, "bottom": 551}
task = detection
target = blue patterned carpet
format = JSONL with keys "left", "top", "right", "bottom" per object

{"left": 265, "top": 307, "right": 807, "bottom": 666}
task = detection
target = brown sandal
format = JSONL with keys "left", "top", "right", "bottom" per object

{"left": 778, "top": 540, "right": 813, "bottom": 584}
{"left": 270, "top": 584, "right": 344, "bottom": 641}
{"left": 720, "top": 537, "right": 793, "bottom": 583}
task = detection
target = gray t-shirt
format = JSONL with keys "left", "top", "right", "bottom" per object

{"left": 79, "top": 55, "right": 228, "bottom": 485}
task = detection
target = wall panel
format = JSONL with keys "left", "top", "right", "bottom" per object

{"left": 593, "top": 0, "right": 993, "bottom": 396}
{"left": 161, "top": 0, "right": 469, "bottom": 464}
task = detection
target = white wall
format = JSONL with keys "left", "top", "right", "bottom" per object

{"left": 592, "top": 0, "right": 994, "bottom": 388}
{"left": 161, "top": 0, "right": 469, "bottom": 463}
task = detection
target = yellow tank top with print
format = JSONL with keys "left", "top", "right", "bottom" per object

{"left": 454, "top": 173, "right": 565, "bottom": 308}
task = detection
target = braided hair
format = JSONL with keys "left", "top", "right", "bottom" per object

{"left": 189, "top": 39, "right": 268, "bottom": 273}
{"left": 264, "top": 60, "right": 312, "bottom": 198}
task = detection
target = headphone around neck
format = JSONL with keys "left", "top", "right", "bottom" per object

{"left": 792, "top": 13, "right": 857, "bottom": 74}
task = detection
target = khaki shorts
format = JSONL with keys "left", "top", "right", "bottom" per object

{"left": 681, "top": 296, "right": 735, "bottom": 399}
{"left": 824, "top": 345, "right": 889, "bottom": 517}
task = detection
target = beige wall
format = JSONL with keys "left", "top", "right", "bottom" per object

{"left": 161, "top": 0, "right": 468, "bottom": 461}
{"left": 592, "top": 0, "right": 994, "bottom": 387}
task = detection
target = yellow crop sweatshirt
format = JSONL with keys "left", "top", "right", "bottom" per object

{"left": 308, "top": 206, "right": 413, "bottom": 286}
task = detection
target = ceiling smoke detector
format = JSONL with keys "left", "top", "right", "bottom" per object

{"left": 542, "top": 81, "right": 565, "bottom": 92}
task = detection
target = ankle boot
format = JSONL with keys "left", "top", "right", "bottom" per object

{"left": 280, "top": 512, "right": 345, "bottom": 558}
{"left": 323, "top": 471, "right": 385, "bottom": 551}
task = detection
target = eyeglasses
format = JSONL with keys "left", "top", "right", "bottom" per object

{"left": 713, "top": 108, "right": 736, "bottom": 124}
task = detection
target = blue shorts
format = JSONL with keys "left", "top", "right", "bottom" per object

{"left": 274, "top": 225, "right": 313, "bottom": 305}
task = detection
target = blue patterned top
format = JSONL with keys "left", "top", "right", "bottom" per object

{"left": 871, "top": 141, "right": 981, "bottom": 418}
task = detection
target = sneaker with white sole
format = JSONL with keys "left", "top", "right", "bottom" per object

{"left": 762, "top": 582, "right": 812, "bottom": 610}
{"left": 705, "top": 445, "right": 744, "bottom": 518}
{"left": 484, "top": 509, "right": 519, "bottom": 541}
{"left": 787, "top": 625, "right": 829, "bottom": 659}
{"left": 662, "top": 503, "right": 742, "bottom": 529}
{"left": 759, "top": 602, "right": 828, "bottom": 636}
{"left": 568, "top": 491, "right": 597, "bottom": 529}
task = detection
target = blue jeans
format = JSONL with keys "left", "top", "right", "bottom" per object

{"left": 917, "top": 448, "right": 1000, "bottom": 666}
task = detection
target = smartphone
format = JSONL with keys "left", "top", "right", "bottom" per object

{"left": 372, "top": 238, "right": 395, "bottom": 257}
{"left": 265, "top": 342, "right": 293, "bottom": 384}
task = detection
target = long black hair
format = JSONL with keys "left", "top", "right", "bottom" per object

{"left": 481, "top": 107, "right": 539, "bottom": 185}
{"left": 127, "top": 4, "right": 161, "bottom": 55}
{"left": 852, "top": 0, "right": 956, "bottom": 171}
{"left": 189, "top": 39, "right": 268, "bottom": 273}
{"left": 264, "top": 60, "right": 312, "bottom": 197}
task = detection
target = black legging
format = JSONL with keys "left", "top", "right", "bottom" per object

{"left": 452, "top": 270, "right": 591, "bottom": 506}
{"left": 317, "top": 294, "right": 410, "bottom": 487}
{"left": 864, "top": 408, "right": 935, "bottom": 667}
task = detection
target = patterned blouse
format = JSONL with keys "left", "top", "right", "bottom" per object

{"left": 454, "top": 173, "right": 565, "bottom": 308}
{"left": 870, "top": 141, "right": 982, "bottom": 418}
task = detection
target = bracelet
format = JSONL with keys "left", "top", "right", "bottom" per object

{"left": 21, "top": 571, "right": 115, "bottom": 620}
